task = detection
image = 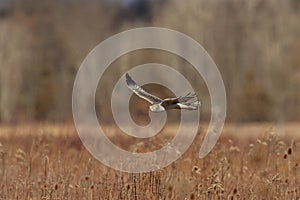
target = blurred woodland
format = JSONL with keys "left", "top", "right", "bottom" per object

{"left": 0, "top": 0, "right": 300, "bottom": 123}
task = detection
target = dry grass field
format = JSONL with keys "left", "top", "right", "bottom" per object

{"left": 0, "top": 123, "right": 299, "bottom": 199}
{"left": 1, "top": 1, "right": 300, "bottom": 199}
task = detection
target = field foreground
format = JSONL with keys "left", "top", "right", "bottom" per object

{"left": 0, "top": 123, "right": 300, "bottom": 199}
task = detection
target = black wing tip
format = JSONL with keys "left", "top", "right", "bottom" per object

{"left": 125, "top": 73, "right": 130, "bottom": 81}
{"left": 125, "top": 73, "right": 134, "bottom": 86}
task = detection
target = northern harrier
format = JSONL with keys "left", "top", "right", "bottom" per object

{"left": 125, "top": 73, "right": 200, "bottom": 112}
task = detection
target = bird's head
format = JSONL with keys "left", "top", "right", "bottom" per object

{"left": 149, "top": 104, "right": 165, "bottom": 112}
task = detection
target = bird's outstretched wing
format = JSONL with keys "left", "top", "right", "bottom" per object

{"left": 125, "top": 73, "right": 162, "bottom": 104}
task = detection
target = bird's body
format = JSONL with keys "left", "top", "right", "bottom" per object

{"left": 125, "top": 73, "right": 200, "bottom": 112}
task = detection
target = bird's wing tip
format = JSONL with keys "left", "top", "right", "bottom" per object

{"left": 125, "top": 73, "right": 130, "bottom": 80}
{"left": 125, "top": 73, "right": 134, "bottom": 86}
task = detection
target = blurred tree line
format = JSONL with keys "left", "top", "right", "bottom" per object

{"left": 0, "top": 0, "right": 299, "bottom": 123}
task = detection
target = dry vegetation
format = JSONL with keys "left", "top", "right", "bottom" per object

{"left": 0, "top": 124, "right": 299, "bottom": 199}
{"left": 0, "top": 0, "right": 300, "bottom": 199}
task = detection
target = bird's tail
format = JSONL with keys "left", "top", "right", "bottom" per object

{"left": 178, "top": 93, "right": 200, "bottom": 106}
{"left": 178, "top": 99, "right": 201, "bottom": 110}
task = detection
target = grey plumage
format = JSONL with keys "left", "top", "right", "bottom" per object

{"left": 125, "top": 73, "right": 200, "bottom": 112}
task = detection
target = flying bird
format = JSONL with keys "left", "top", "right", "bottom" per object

{"left": 125, "top": 73, "right": 200, "bottom": 112}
